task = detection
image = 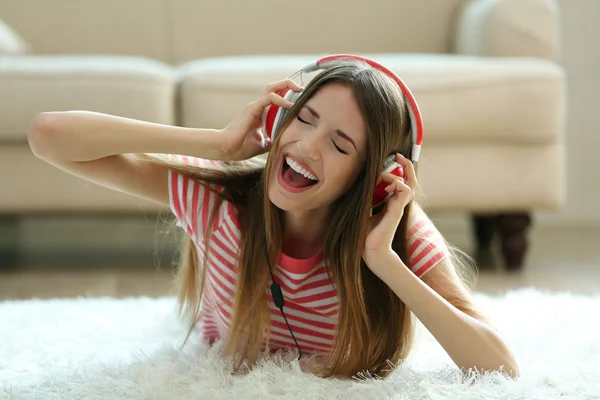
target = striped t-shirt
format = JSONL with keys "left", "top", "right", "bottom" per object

{"left": 167, "top": 155, "right": 450, "bottom": 354}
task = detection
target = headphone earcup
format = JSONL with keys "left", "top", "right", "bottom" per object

{"left": 371, "top": 159, "right": 405, "bottom": 208}
{"left": 262, "top": 90, "right": 302, "bottom": 141}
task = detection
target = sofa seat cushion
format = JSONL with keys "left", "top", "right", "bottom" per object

{"left": 177, "top": 54, "right": 565, "bottom": 145}
{"left": 0, "top": 145, "right": 166, "bottom": 213}
{"left": 0, "top": 55, "right": 177, "bottom": 141}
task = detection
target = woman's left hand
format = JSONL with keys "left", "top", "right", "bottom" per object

{"left": 364, "top": 153, "right": 417, "bottom": 259}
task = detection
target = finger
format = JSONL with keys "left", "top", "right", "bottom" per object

{"left": 386, "top": 180, "right": 412, "bottom": 212}
{"left": 379, "top": 171, "right": 404, "bottom": 186}
{"left": 394, "top": 153, "right": 417, "bottom": 189}
{"left": 254, "top": 129, "right": 264, "bottom": 143}
{"left": 374, "top": 186, "right": 408, "bottom": 240}
{"left": 384, "top": 178, "right": 404, "bottom": 192}
{"left": 265, "top": 92, "right": 295, "bottom": 108}
{"left": 397, "top": 181, "right": 411, "bottom": 196}
{"left": 384, "top": 178, "right": 409, "bottom": 195}
{"left": 254, "top": 129, "right": 272, "bottom": 148}
{"left": 249, "top": 92, "right": 294, "bottom": 119}
{"left": 262, "top": 79, "right": 304, "bottom": 96}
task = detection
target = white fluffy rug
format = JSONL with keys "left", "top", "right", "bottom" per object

{"left": 1, "top": 287, "right": 599, "bottom": 400}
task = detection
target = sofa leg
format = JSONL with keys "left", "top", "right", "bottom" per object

{"left": 497, "top": 213, "right": 532, "bottom": 271}
{"left": 472, "top": 214, "right": 498, "bottom": 267}
{"left": 0, "top": 215, "right": 19, "bottom": 269}
{"left": 473, "top": 214, "right": 498, "bottom": 250}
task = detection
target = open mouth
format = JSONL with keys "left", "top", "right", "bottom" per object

{"left": 279, "top": 155, "right": 319, "bottom": 190}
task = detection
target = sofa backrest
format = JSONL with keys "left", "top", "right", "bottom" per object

{"left": 0, "top": 0, "right": 469, "bottom": 65}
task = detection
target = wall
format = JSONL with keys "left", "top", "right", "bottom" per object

{"left": 559, "top": 0, "right": 599, "bottom": 225}
{"left": 536, "top": 0, "right": 600, "bottom": 227}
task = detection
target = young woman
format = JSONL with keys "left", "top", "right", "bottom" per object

{"left": 28, "top": 55, "right": 519, "bottom": 380}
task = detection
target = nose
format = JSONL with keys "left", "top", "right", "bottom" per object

{"left": 296, "top": 130, "right": 325, "bottom": 160}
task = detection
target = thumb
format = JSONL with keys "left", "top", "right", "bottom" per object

{"left": 252, "top": 129, "right": 272, "bottom": 153}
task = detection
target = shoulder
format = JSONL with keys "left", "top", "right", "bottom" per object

{"left": 404, "top": 203, "right": 451, "bottom": 278}
{"left": 166, "top": 155, "right": 243, "bottom": 241}
{"left": 406, "top": 203, "right": 439, "bottom": 236}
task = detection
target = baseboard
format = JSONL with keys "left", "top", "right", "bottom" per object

{"left": 2, "top": 212, "right": 598, "bottom": 261}
{"left": 4, "top": 215, "right": 177, "bottom": 259}
{"left": 428, "top": 212, "right": 600, "bottom": 232}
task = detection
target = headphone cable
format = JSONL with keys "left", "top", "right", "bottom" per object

{"left": 264, "top": 236, "right": 302, "bottom": 360}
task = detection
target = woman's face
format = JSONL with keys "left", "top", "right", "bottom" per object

{"left": 268, "top": 83, "right": 368, "bottom": 212}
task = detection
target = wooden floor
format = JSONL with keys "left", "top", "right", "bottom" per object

{"left": 1, "top": 224, "right": 599, "bottom": 300}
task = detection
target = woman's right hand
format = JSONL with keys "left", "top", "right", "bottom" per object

{"left": 219, "top": 79, "right": 304, "bottom": 161}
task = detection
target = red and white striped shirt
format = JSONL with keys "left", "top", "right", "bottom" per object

{"left": 168, "top": 155, "right": 450, "bottom": 354}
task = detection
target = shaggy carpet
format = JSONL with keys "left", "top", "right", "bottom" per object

{"left": 0, "top": 287, "right": 599, "bottom": 400}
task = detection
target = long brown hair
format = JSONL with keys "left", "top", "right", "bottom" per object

{"left": 141, "top": 60, "right": 480, "bottom": 379}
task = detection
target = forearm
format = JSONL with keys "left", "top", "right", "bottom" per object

{"left": 366, "top": 252, "right": 520, "bottom": 378}
{"left": 28, "top": 110, "right": 224, "bottom": 162}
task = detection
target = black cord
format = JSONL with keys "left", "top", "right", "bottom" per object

{"left": 264, "top": 235, "right": 302, "bottom": 360}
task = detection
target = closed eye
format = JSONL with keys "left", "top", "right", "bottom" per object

{"left": 331, "top": 140, "right": 348, "bottom": 155}
{"left": 297, "top": 115, "right": 347, "bottom": 154}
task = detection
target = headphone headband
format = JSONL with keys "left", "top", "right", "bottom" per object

{"left": 301, "top": 54, "right": 423, "bottom": 163}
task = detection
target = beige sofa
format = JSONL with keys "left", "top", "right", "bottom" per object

{"left": 0, "top": 0, "right": 566, "bottom": 270}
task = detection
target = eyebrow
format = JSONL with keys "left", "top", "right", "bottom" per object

{"left": 303, "top": 105, "right": 357, "bottom": 151}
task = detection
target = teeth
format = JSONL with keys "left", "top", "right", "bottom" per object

{"left": 285, "top": 156, "right": 318, "bottom": 181}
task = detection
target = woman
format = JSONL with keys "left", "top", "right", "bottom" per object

{"left": 27, "top": 56, "right": 519, "bottom": 380}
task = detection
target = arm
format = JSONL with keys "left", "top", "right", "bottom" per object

{"left": 27, "top": 111, "right": 225, "bottom": 206}
{"left": 363, "top": 154, "right": 518, "bottom": 377}
{"left": 28, "top": 111, "right": 224, "bottom": 162}
{"left": 454, "top": 0, "right": 560, "bottom": 60}
{"left": 364, "top": 251, "right": 520, "bottom": 379}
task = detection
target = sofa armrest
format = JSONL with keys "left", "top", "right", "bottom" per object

{"left": 0, "top": 19, "right": 31, "bottom": 54}
{"left": 453, "top": 0, "right": 560, "bottom": 60}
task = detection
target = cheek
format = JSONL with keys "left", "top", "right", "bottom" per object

{"left": 273, "top": 130, "right": 293, "bottom": 150}
{"left": 278, "top": 120, "right": 304, "bottom": 139}
{"left": 325, "top": 158, "right": 361, "bottom": 193}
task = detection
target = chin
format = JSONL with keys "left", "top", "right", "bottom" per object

{"left": 267, "top": 188, "right": 306, "bottom": 212}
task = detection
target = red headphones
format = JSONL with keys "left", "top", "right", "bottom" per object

{"left": 262, "top": 54, "right": 424, "bottom": 208}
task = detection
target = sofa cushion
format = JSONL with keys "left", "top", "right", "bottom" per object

{"left": 0, "top": 55, "right": 177, "bottom": 141}
{"left": 0, "top": 140, "right": 564, "bottom": 213}
{"left": 454, "top": 0, "right": 560, "bottom": 60}
{"left": 0, "top": 145, "right": 166, "bottom": 213}
{"left": 177, "top": 54, "right": 565, "bottom": 145}
{"left": 0, "top": 19, "right": 31, "bottom": 54}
